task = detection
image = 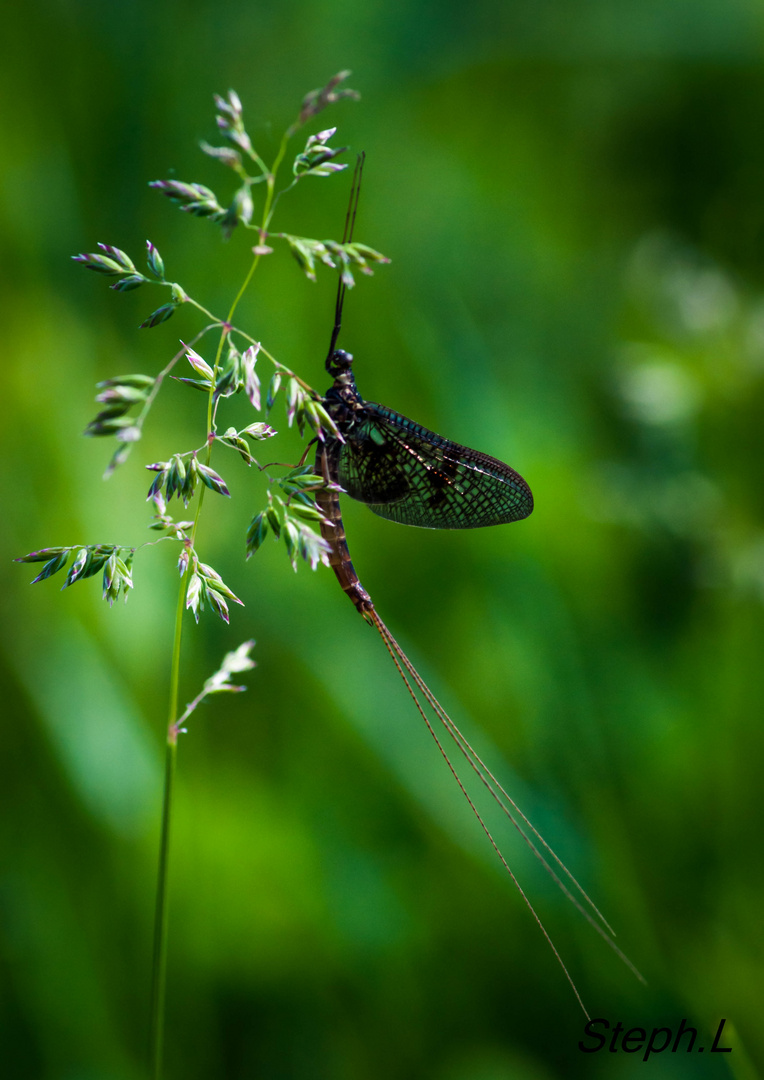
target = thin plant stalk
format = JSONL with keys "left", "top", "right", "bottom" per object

{"left": 147, "top": 138, "right": 290, "bottom": 1080}
{"left": 148, "top": 576, "right": 185, "bottom": 1078}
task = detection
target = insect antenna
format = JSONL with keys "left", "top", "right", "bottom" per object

{"left": 326, "top": 151, "right": 365, "bottom": 367}
{"left": 367, "top": 608, "right": 645, "bottom": 1016}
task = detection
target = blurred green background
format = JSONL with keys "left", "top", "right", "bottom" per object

{"left": 2, "top": 1, "right": 764, "bottom": 1077}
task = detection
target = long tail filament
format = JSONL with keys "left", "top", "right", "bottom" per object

{"left": 367, "top": 608, "right": 645, "bottom": 1018}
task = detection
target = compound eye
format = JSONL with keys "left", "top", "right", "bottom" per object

{"left": 333, "top": 349, "right": 354, "bottom": 370}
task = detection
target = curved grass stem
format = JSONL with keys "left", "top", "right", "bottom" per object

{"left": 148, "top": 567, "right": 186, "bottom": 1079}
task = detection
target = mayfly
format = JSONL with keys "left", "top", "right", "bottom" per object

{"left": 313, "top": 156, "right": 643, "bottom": 1015}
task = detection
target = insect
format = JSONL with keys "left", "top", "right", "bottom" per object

{"left": 314, "top": 157, "right": 642, "bottom": 1015}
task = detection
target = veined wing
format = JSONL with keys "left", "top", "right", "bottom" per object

{"left": 337, "top": 402, "right": 533, "bottom": 529}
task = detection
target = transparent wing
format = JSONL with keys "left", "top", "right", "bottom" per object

{"left": 337, "top": 403, "right": 533, "bottom": 529}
